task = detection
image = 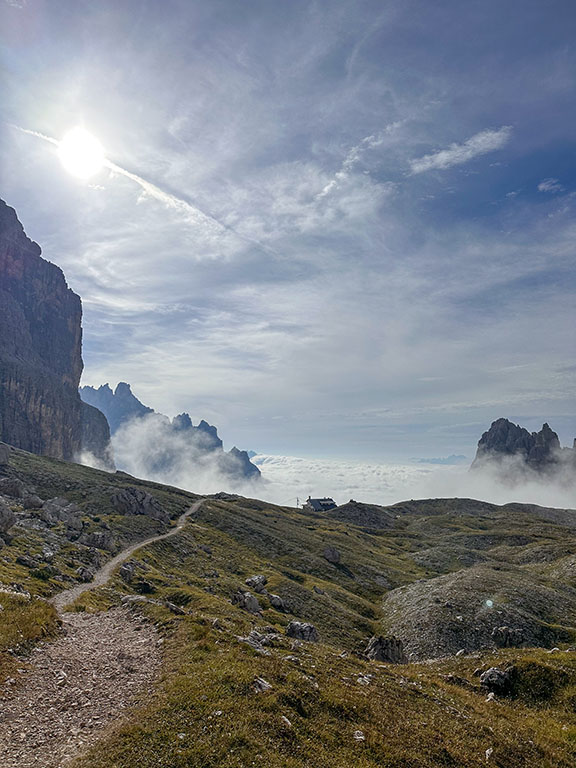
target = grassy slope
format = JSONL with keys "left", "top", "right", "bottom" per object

{"left": 1, "top": 449, "right": 576, "bottom": 766}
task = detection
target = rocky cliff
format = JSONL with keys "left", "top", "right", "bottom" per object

{"left": 80, "top": 382, "right": 260, "bottom": 481}
{"left": 471, "top": 418, "right": 575, "bottom": 476}
{"left": 0, "top": 199, "right": 113, "bottom": 467}
{"left": 79, "top": 382, "right": 154, "bottom": 434}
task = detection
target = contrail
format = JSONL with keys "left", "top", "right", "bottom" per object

{"left": 9, "top": 123, "right": 277, "bottom": 256}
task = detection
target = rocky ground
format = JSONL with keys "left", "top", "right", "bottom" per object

{"left": 0, "top": 607, "right": 160, "bottom": 768}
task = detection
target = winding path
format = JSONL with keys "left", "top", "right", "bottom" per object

{"left": 51, "top": 498, "right": 204, "bottom": 611}
{"left": 0, "top": 499, "right": 204, "bottom": 767}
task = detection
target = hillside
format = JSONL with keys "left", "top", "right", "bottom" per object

{"left": 1, "top": 445, "right": 576, "bottom": 766}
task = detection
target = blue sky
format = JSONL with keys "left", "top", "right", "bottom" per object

{"left": 1, "top": 0, "right": 575, "bottom": 460}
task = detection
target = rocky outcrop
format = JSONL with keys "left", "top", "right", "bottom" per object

{"left": 80, "top": 402, "right": 115, "bottom": 469}
{"left": 471, "top": 418, "right": 574, "bottom": 475}
{"left": 231, "top": 590, "right": 261, "bottom": 613}
{"left": 110, "top": 487, "right": 170, "bottom": 524}
{"left": 365, "top": 635, "right": 408, "bottom": 664}
{"left": 79, "top": 383, "right": 153, "bottom": 434}
{"left": 0, "top": 499, "right": 16, "bottom": 536}
{"left": 323, "top": 545, "right": 341, "bottom": 564}
{"left": 286, "top": 621, "right": 319, "bottom": 642}
{"left": 0, "top": 199, "right": 113, "bottom": 466}
{"left": 80, "top": 381, "right": 260, "bottom": 482}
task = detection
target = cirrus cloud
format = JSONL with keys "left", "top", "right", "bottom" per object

{"left": 409, "top": 126, "right": 512, "bottom": 174}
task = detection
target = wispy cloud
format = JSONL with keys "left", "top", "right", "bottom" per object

{"left": 10, "top": 124, "right": 275, "bottom": 258}
{"left": 317, "top": 122, "right": 402, "bottom": 199}
{"left": 538, "top": 177, "right": 564, "bottom": 193}
{"left": 409, "top": 126, "right": 512, "bottom": 174}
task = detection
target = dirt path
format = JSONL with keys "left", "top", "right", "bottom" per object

{"left": 0, "top": 499, "right": 204, "bottom": 767}
{"left": 52, "top": 498, "right": 204, "bottom": 611}
{"left": 0, "top": 608, "right": 161, "bottom": 767}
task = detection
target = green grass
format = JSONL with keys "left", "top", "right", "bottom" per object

{"left": 0, "top": 592, "right": 59, "bottom": 678}
{"left": 2, "top": 448, "right": 576, "bottom": 766}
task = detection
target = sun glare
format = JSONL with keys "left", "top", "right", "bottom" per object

{"left": 58, "top": 127, "right": 105, "bottom": 179}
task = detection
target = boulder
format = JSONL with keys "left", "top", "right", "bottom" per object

{"left": 365, "top": 635, "right": 408, "bottom": 664}
{"left": 16, "top": 554, "right": 39, "bottom": 569}
{"left": 480, "top": 667, "right": 512, "bottom": 696}
{"left": 23, "top": 494, "right": 44, "bottom": 510}
{"left": 110, "top": 487, "right": 170, "bottom": 524}
{"left": 0, "top": 477, "right": 25, "bottom": 498}
{"left": 76, "top": 566, "right": 95, "bottom": 583}
{"left": 491, "top": 626, "right": 525, "bottom": 648}
{"left": 269, "top": 594, "right": 286, "bottom": 611}
{"left": 286, "top": 621, "right": 319, "bottom": 642}
{"left": 79, "top": 530, "right": 115, "bottom": 551}
{"left": 119, "top": 562, "right": 135, "bottom": 582}
{"left": 0, "top": 500, "right": 16, "bottom": 534}
{"left": 323, "top": 545, "right": 341, "bottom": 565}
{"left": 38, "top": 498, "right": 82, "bottom": 527}
{"left": 232, "top": 590, "right": 261, "bottom": 613}
{"left": 237, "top": 629, "right": 280, "bottom": 654}
{"left": 245, "top": 574, "right": 268, "bottom": 593}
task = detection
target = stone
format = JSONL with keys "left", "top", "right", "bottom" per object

{"left": 119, "top": 563, "right": 135, "bottom": 583}
{"left": 110, "top": 487, "right": 170, "bottom": 524}
{"left": 323, "top": 545, "right": 341, "bottom": 564}
{"left": 0, "top": 500, "right": 16, "bottom": 534}
{"left": 231, "top": 590, "right": 261, "bottom": 613}
{"left": 286, "top": 621, "right": 319, "bottom": 642}
{"left": 479, "top": 667, "right": 511, "bottom": 696}
{"left": 268, "top": 594, "right": 286, "bottom": 611}
{"left": 134, "top": 580, "right": 155, "bottom": 594}
{"left": 313, "top": 585, "right": 325, "bottom": 594}
{"left": 79, "top": 530, "right": 115, "bottom": 551}
{"left": 237, "top": 630, "right": 279, "bottom": 655}
{"left": 0, "top": 477, "right": 25, "bottom": 498}
{"left": 365, "top": 635, "right": 408, "bottom": 664}
{"left": 252, "top": 676, "right": 272, "bottom": 693}
{"left": 22, "top": 494, "right": 44, "bottom": 510}
{"left": 165, "top": 601, "right": 186, "bottom": 615}
{"left": 491, "top": 626, "right": 524, "bottom": 648}
{"left": 16, "top": 554, "right": 39, "bottom": 569}
{"left": 245, "top": 574, "right": 268, "bottom": 593}
{"left": 41, "top": 545, "right": 56, "bottom": 562}
{"left": 76, "top": 566, "right": 95, "bottom": 583}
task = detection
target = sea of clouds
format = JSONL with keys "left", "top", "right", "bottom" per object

{"left": 83, "top": 431, "right": 575, "bottom": 510}
{"left": 251, "top": 453, "right": 576, "bottom": 510}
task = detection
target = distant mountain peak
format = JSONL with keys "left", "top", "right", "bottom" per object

{"left": 471, "top": 418, "right": 574, "bottom": 476}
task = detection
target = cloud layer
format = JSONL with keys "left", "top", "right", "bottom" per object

{"left": 1, "top": 0, "right": 575, "bottom": 468}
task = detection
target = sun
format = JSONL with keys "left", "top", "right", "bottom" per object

{"left": 58, "top": 127, "right": 105, "bottom": 179}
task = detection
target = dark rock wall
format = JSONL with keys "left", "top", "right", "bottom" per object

{"left": 80, "top": 402, "right": 115, "bottom": 469}
{"left": 0, "top": 199, "right": 113, "bottom": 465}
{"left": 472, "top": 418, "right": 574, "bottom": 474}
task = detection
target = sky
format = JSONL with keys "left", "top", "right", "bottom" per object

{"left": 1, "top": 0, "right": 575, "bottom": 464}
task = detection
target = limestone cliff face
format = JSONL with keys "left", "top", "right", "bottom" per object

{"left": 80, "top": 382, "right": 260, "bottom": 481}
{"left": 471, "top": 418, "right": 574, "bottom": 476}
{"left": 0, "top": 199, "right": 113, "bottom": 466}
